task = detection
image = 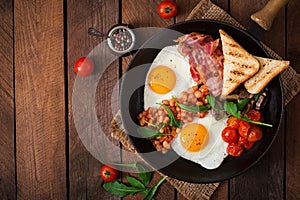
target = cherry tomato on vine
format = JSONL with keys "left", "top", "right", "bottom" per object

{"left": 221, "top": 127, "right": 239, "bottom": 143}
{"left": 227, "top": 116, "right": 240, "bottom": 129}
{"left": 100, "top": 165, "right": 118, "bottom": 182}
{"left": 247, "top": 109, "right": 261, "bottom": 122}
{"left": 74, "top": 57, "right": 94, "bottom": 77}
{"left": 158, "top": 1, "right": 178, "bottom": 19}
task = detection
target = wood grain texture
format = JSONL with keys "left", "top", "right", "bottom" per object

{"left": 0, "top": 0, "right": 15, "bottom": 199}
{"left": 67, "top": 0, "right": 120, "bottom": 199}
{"left": 286, "top": 0, "right": 300, "bottom": 199}
{"left": 230, "top": 0, "right": 285, "bottom": 199}
{"left": 14, "top": 0, "right": 66, "bottom": 199}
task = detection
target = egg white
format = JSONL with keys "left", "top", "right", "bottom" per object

{"left": 171, "top": 112, "right": 228, "bottom": 169}
{"left": 144, "top": 45, "right": 195, "bottom": 110}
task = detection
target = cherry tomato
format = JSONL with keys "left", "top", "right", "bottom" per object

{"left": 222, "top": 127, "right": 239, "bottom": 143}
{"left": 227, "top": 116, "right": 240, "bottom": 129}
{"left": 238, "top": 121, "right": 250, "bottom": 138}
{"left": 100, "top": 165, "right": 118, "bottom": 182}
{"left": 227, "top": 143, "right": 244, "bottom": 157}
{"left": 74, "top": 57, "right": 94, "bottom": 77}
{"left": 247, "top": 109, "right": 261, "bottom": 122}
{"left": 238, "top": 136, "right": 254, "bottom": 150}
{"left": 158, "top": 1, "right": 178, "bottom": 19}
{"left": 247, "top": 126, "right": 263, "bottom": 142}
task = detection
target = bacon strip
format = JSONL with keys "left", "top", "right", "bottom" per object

{"left": 175, "top": 32, "right": 224, "bottom": 97}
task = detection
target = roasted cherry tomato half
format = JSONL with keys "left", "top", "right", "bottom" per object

{"left": 238, "top": 136, "right": 254, "bottom": 150}
{"left": 247, "top": 126, "right": 263, "bottom": 142}
{"left": 222, "top": 127, "right": 239, "bottom": 143}
{"left": 238, "top": 121, "right": 250, "bottom": 138}
{"left": 247, "top": 109, "right": 261, "bottom": 122}
{"left": 227, "top": 143, "right": 244, "bottom": 157}
{"left": 74, "top": 57, "right": 94, "bottom": 77}
{"left": 227, "top": 116, "right": 240, "bottom": 130}
{"left": 158, "top": 1, "right": 178, "bottom": 19}
{"left": 100, "top": 165, "right": 118, "bottom": 182}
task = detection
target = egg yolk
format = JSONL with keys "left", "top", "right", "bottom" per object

{"left": 147, "top": 65, "right": 176, "bottom": 94}
{"left": 180, "top": 123, "right": 208, "bottom": 152}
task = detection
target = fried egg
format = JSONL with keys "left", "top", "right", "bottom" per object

{"left": 144, "top": 45, "right": 195, "bottom": 109}
{"left": 171, "top": 112, "right": 228, "bottom": 169}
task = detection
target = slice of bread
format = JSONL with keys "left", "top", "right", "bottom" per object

{"left": 219, "top": 30, "right": 260, "bottom": 96}
{"left": 244, "top": 57, "right": 289, "bottom": 94}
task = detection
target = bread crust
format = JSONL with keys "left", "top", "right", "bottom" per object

{"left": 244, "top": 57, "right": 289, "bottom": 94}
{"left": 219, "top": 30, "right": 260, "bottom": 96}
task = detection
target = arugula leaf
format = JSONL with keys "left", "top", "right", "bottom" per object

{"left": 224, "top": 101, "right": 237, "bottom": 115}
{"left": 136, "top": 164, "right": 152, "bottom": 186}
{"left": 103, "top": 181, "right": 146, "bottom": 197}
{"left": 206, "top": 95, "right": 223, "bottom": 111}
{"left": 143, "top": 176, "right": 168, "bottom": 200}
{"left": 175, "top": 101, "right": 210, "bottom": 112}
{"left": 243, "top": 114, "right": 273, "bottom": 127}
{"left": 237, "top": 98, "right": 250, "bottom": 111}
{"left": 224, "top": 101, "right": 272, "bottom": 127}
{"left": 126, "top": 176, "right": 145, "bottom": 189}
{"left": 157, "top": 103, "right": 181, "bottom": 128}
{"left": 254, "top": 91, "right": 263, "bottom": 101}
{"left": 206, "top": 95, "right": 216, "bottom": 109}
{"left": 137, "top": 126, "right": 171, "bottom": 138}
{"left": 109, "top": 162, "right": 152, "bottom": 186}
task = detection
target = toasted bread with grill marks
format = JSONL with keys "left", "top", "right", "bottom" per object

{"left": 219, "top": 30, "right": 260, "bottom": 96}
{"left": 244, "top": 57, "right": 289, "bottom": 94}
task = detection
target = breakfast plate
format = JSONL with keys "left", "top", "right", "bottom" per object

{"left": 120, "top": 20, "right": 284, "bottom": 183}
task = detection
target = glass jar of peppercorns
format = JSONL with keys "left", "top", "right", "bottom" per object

{"left": 107, "top": 25, "right": 135, "bottom": 55}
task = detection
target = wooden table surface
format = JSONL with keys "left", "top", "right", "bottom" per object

{"left": 1, "top": 0, "right": 299, "bottom": 199}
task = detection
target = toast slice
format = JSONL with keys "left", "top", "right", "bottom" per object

{"left": 244, "top": 57, "right": 289, "bottom": 94}
{"left": 219, "top": 30, "right": 260, "bottom": 96}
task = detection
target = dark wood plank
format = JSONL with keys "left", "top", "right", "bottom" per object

{"left": 68, "top": 0, "right": 121, "bottom": 199}
{"left": 286, "top": 0, "right": 300, "bottom": 199}
{"left": 0, "top": 0, "right": 15, "bottom": 199}
{"left": 14, "top": 0, "right": 66, "bottom": 199}
{"left": 230, "top": 0, "right": 285, "bottom": 199}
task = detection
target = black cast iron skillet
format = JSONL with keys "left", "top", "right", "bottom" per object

{"left": 120, "top": 19, "right": 284, "bottom": 183}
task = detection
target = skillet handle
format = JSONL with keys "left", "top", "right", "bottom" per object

{"left": 251, "top": 0, "right": 289, "bottom": 31}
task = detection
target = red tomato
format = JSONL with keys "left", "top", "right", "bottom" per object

{"left": 248, "top": 126, "right": 263, "bottom": 142}
{"left": 227, "top": 116, "right": 240, "bottom": 129}
{"left": 158, "top": 1, "right": 178, "bottom": 19}
{"left": 221, "top": 127, "right": 239, "bottom": 143}
{"left": 227, "top": 143, "right": 244, "bottom": 157}
{"left": 247, "top": 110, "right": 261, "bottom": 122}
{"left": 238, "top": 121, "right": 250, "bottom": 138}
{"left": 100, "top": 165, "right": 118, "bottom": 182}
{"left": 74, "top": 57, "right": 94, "bottom": 77}
{"left": 238, "top": 136, "right": 254, "bottom": 150}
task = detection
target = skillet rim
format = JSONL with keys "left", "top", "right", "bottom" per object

{"left": 120, "top": 19, "right": 284, "bottom": 183}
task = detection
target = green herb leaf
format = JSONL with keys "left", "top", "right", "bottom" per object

{"left": 136, "top": 164, "right": 152, "bottom": 186}
{"left": 243, "top": 114, "right": 273, "bottom": 127}
{"left": 224, "top": 101, "right": 238, "bottom": 115}
{"left": 137, "top": 126, "right": 171, "bottom": 138}
{"left": 206, "top": 95, "right": 216, "bottom": 109}
{"left": 175, "top": 101, "right": 210, "bottom": 112}
{"left": 143, "top": 176, "right": 168, "bottom": 200}
{"left": 109, "top": 162, "right": 152, "bottom": 186}
{"left": 103, "top": 181, "right": 146, "bottom": 197}
{"left": 237, "top": 98, "right": 250, "bottom": 111}
{"left": 157, "top": 103, "right": 181, "bottom": 128}
{"left": 254, "top": 91, "right": 263, "bottom": 101}
{"left": 126, "top": 176, "right": 145, "bottom": 189}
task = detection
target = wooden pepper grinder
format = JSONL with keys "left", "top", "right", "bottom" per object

{"left": 251, "top": 0, "right": 289, "bottom": 30}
